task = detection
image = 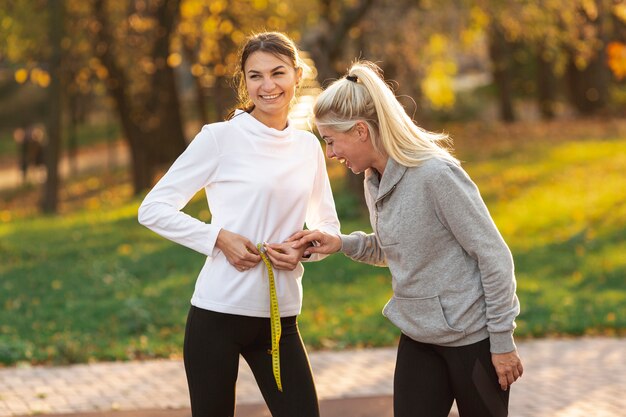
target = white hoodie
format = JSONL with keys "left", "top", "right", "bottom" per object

{"left": 138, "top": 110, "right": 340, "bottom": 317}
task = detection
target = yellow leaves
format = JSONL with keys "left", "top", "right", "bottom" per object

{"left": 14, "top": 67, "right": 50, "bottom": 87}
{"left": 167, "top": 52, "right": 182, "bottom": 68}
{"left": 427, "top": 33, "right": 448, "bottom": 55}
{"left": 607, "top": 41, "right": 626, "bottom": 80}
{"left": 117, "top": 244, "right": 132, "bottom": 256}
{"left": 191, "top": 63, "right": 204, "bottom": 76}
{"left": 213, "top": 63, "right": 226, "bottom": 76}
{"left": 140, "top": 57, "right": 156, "bottom": 75}
{"left": 31, "top": 68, "right": 50, "bottom": 87}
{"left": 180, "top": 0, "right": 205, "bottom": 19}
{"left": 178, "top": 21, "right": 194, "bottom": 36}
{"left": 253, "top": 0, "right": 269, "bottom": 10}
{"left": 231, "top": 30, "right": 245, "bottom": 45}
{"left": 266, "top": 16, "right": 286, "bottom": 30}
{"left": 94, "top": 64, "right": 109, "bottom": 80}
{"left": 128, "top": 13, "right": 156, "bottom": 33}
{"left": 613, "top": 3, "right": 626, "bottom": 23}
{"left": 420, "top": 34, "right": 457, "bottom": 110}
{"left": 2, "top": 16, "right": 12, "bottom": 30}
{"left": 5, "top": 298, "right": 23, "bottom": 311}
{"left": 202, "top": 16, "right": 219, "bottom": 34}
{"left": 581, "top": 0, "right": 598, "bottom": 21}
{"left": 210, "top": 0, "right": 227, "bottom": 15}
{"left": 421, "top": 63, "right": 457, "bottom": 110}
{"left": 461, "top": 6, "right": 489, "bottom": 48}
{"left": 276, "top": 1, "right": 290, "bottom": 17}
{"left": 14, "top": 68, "right": 28, "bottom": 84}
{"left": 349, "top": 27, "right": 361, "bottom": 40}
{"left": 219, "top": 19, "right": 233, "bottom": 34}
{"left": 0, "top": 210, "right": 11, "bottom": 223}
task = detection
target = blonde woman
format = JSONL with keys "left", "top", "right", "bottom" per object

{"left": 139, "top": 32, "right": 339, "bottom": 417}
{"left": 289, "top": 61, "right": 523, "bottom": 417}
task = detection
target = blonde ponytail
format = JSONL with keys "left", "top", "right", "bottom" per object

{"left": 314, "top": 61, "right": 458, "bottom": 167}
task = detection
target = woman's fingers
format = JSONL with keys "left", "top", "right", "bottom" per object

{"left": 286, "top": 230, "right": 314, "bottom": 242}
{"left": 245, "top": 242, "right": 261, "bottom": 256}
{"left": 289, "top": 231, "right": 321, "bottom": 248}
{"left": 264, "top": 244, "right": 299, "bottom": 270}
{"left": 491, "top": 350, "right": 523, "bottom": 391}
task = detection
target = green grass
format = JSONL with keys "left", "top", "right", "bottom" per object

{"left": 472, "top": 139, "right": 626, "bottom": 337}
{"left": 1, "top": 135, "right": 625, "bottom": 366}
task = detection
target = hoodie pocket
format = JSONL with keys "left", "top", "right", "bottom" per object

{"left": 383, "top": 295, "right": 466, "bottom": 344}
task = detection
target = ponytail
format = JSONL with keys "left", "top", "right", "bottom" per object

{"left": 314, "top": 61, "right": 458, "bottom": 167}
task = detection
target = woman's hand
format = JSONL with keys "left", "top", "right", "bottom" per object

{"left": 263, "top": 242, "right": 307, "bottom": 271}
{"left": 287, "top": 229, "right": 342, "bottom": 255}
{"left": 491, "top": 349, "right": 524, "bottom": 391}
{"left": 215, "top": 229, "right": 261, "bottom": 272}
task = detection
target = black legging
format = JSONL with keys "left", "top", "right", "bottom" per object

{"left": 183, "top": 306, "right": 320, "bottom": 417}
{"left": 394, "top": 334, "right": 510, "bottom": 417}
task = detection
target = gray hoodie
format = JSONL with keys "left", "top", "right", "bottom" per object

{"left": 340, "top": 157, "right": 519, "bottom": 353}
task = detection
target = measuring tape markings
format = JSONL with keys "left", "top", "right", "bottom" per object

{"left": 257, "top": 243, "right": 283, "bottom": 392}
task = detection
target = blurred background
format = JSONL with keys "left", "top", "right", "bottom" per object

{"left": 0, "top": 0, "right": 625, "bottom": 367}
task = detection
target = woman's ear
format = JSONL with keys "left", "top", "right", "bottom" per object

{"left": 295, "top": 67, "right": 303, "bottom": 87}
{"left": 355, "top": 121, "right": 369, "bottom": 141}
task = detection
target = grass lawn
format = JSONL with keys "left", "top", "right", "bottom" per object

{"left": 1, "top": 128, "right": 625, "bottom": 366}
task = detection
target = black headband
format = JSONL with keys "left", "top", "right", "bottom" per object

{"left": 346, "top": 75, "right": 358, "bottom": 83}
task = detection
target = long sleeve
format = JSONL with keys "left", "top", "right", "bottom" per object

{"left": 340, "top": 231, "right": 387, "bottom": 267}
{"left": 303, "top": 145, "right": 341, "bottom": 262}
{"left": 428, "top": 164, "right": 519, "bottom": 353}
{"left": 138, "top": 126, "right": 221, "bottom": 257}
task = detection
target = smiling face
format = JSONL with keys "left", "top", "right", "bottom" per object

{"left": 244, "top": 51, "right": 301, "bottom": 128}
{"left": 317, "top": 123, "right": 382, "bottom": 174}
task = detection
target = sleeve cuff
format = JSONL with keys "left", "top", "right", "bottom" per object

{"left": 339, "top": 233, "right": 361, "bottom": 256}
{"left": 207, "top": 226, "right": 221, "bottom": 258}
{"left": 489, "top": 331, "right": 516, "bottom": 354}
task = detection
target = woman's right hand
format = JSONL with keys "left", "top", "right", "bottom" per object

{"left": 215, "top": 229, "right": 261, "bottom": 272}
{"left": 287, "top": 229, "right": 342, "bottom": 255}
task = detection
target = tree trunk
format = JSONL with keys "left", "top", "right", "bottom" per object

{"left": 566, "top": 0, "right": 610, "bottom": 115}
{"left": 41, "top": 0, "right": 64, "bottom": 214}
{"left": 181, "top": 44, "right": 209, "bottom": 125}
{"left": 566, "top": 56, "right": 609, "bottom": 115}
{"left": 67, "top": 92, "right": 79, "bottom": 175}
{"left": 93, "top": 0, "right": 186, "bottom": 193}
{"left": 487, "top": 22, "right": 516, "bottom": 123}
{"left": 536, "top": 44, "right": 558, "bottom": 120}
{"left": 301, "top": 0, "right": 375, "bottom": 86}
{"left": 300, "top": 0, "right": 375, "bottom": 208}
{"left": 213, "top": 75, "right": 236, "bottom": 121}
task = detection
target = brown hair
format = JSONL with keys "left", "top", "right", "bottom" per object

{"left": 227, "top": 32, "right": 304, "bottom": 119}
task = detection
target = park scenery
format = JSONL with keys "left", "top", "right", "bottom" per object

{"left": 1, "top": 0, "right": 625, "bottom": 372}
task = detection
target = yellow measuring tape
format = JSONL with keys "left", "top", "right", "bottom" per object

{"left": 257, "top": 243, "right": 282, "bottom": 392}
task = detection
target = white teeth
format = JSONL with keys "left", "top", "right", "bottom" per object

{"left": 338, "top": 158, "right": 346, "bottom": 164}
{"left": 261, "top": 93, "right": 280, "bottom": 99}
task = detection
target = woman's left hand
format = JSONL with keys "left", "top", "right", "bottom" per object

{"left": 491, "top": 349, "right": 524, "bottom": 391}
{"left": 263, "top": 242, "right": 307, "bottom": 271}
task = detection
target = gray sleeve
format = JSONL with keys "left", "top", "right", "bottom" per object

{"left": 428, "top": 163, "right": 520, "bottom": 353}
{"left": 340, "top": 231, "right": 388, "bottom": 267}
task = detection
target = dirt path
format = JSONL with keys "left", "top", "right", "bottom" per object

{"left": 0, "top": 141, "right": 130, "bottom": 192}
